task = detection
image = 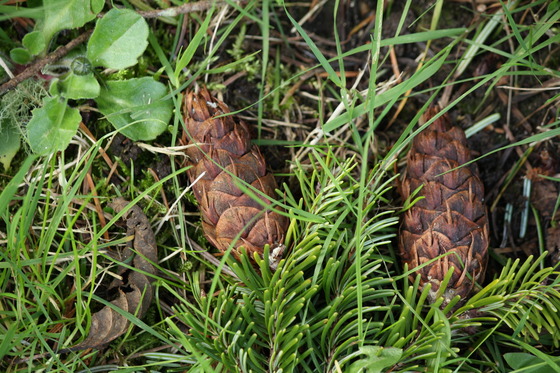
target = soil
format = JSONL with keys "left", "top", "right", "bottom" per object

{"left": 270, "top": 1, "right": 560, "bottom": 276}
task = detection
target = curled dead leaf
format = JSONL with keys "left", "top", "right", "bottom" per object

{"left": 547, "top": 225, "right": 560, "bottom": 267}
{"left": 69, "top": 197, "right": 157, "bottom": 351}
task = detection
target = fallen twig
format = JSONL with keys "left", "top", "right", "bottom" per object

{"left": 138, "top": 0, "right": 240, "bottom": 18}
{"left": 0, "top": 30, "right": 92, "bottom": 96}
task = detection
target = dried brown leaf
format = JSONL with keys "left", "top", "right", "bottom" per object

{"left": 70, "top": 198, "right": 157, "bottom": 350}
{"left": 547, "top": 225, "right": 560, "bottom": 267}
{"left": 528, "top": 149, "right": 559, "bottom": 222}
{"left": 399, "top": 107, "right": 489, "bottom": 304}
{"left": 182, "top": 87, "right": 288, "bottom": 267}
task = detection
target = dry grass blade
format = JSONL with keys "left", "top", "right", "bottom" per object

{"left": 70, "top": 198, "right": 157, "bottom": 350}
{"left": 399, "top": 107, "right": 489, "bottom": 305}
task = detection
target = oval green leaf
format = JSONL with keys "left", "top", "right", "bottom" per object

{"left": 0, "top": 120, "right": 21, "bottom": 171}
{"left": 27, "top": 96, "right": 81, "bottom": 156}
{"left": 32, "top": 0, "right": 102, "bottom": 55}
{"left": 9, "top": 47, "right": 31, "bottom": 65}
{"left": 22, "top": 31, "right": 46, "bottom": 56}
{"left": 87, "top": 8, "right": 149, "bottom": 69}
{"left": 95, "top": 77, "right": 172, "bottom": 141}
{"left": 57, "top": 71, "right": 101, "bottom": 100}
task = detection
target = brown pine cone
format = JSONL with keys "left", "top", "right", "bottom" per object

{"left": 182, "top": 87, "right": 288, "bottom": 266}
{"left": 399, "top": 107, "right": 489, "bottom": 304}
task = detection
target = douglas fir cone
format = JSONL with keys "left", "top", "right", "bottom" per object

{"left": 182, "top": 87, "right": 288, "bottom": 267}
{"left": 399, "top": 107, "right": 489, "bottom": 304}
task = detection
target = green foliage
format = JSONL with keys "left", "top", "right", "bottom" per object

{"left": 0, "top": 155, "right": 95, "bottom": 371}
{"left": 86, "top": 8, "right": 149, "bottom": 70}
{"left": 171, "top": 7, "right": 214, "bottom": 88}
{"left": 505, "top": 352, "right": 560, "bottom": 373}
{"left": 22, "top": 30, "right": 46, "bottom": 57}
{"left": 26, "top": 96, "right": 81, "bottom": 155}
{"left": 13, "top": 7, "right": 173, "bottom": 156}
{"left": 225, "top": 23, "right": 261, "bottom": 81}
{"left": 161, "top": 1, "right": 560, "bottom": 369}
{"left": 0, "top": 121, "right": 20, "bottom": 170}
{"left": 9, "top": 47, "right": 31, "bottom": 65}
{"left": 169, "top": 147, "right": 399, "bottom": 372}
{"left": 2, "top": 0, "right": 560, "bottom": 371}
{"left": 51, "top": 70, "right": 100, "bottom": 99}
{"left": 96, "top": 77, "right": 172, "bottom": 141}
{"left": 20, "top": 0, "right": 103, "bottom": 59}
{"left": 0, "top": 144, "right": 187, "bottom": 371}
{"left": 348, "top": 347, "right": 403, "bottom": 373}
{"left": 168, "top": 147, "right": 560, "bottom": 372}
{"left": 456, "top": 253, "right": 560, "bottom": 348}
{"left": 0, "top": 79, "right": 47, "bottom": 170}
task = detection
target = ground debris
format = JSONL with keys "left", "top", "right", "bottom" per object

{"left": 68, "top": 197, "right": 157, "bottom": 351}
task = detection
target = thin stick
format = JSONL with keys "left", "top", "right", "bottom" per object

{"left": 138, "top": 0, "right": 239, "bottom": 18}
{"left": 0, "top": 30, "right": 93, "bottom": 96}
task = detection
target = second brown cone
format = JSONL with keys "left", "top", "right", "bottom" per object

{"left": 399, "top": 107, "right": 489, "bottom": 304}
{"left": 182, "top": 87, "right": 288, "bottom": 263}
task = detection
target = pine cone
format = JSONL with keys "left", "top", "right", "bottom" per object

{"left": 182, "top": 87, "right": 288, "bottom": 265}
{"left": 399, "top": 107, "right": 489, "bottom": 304}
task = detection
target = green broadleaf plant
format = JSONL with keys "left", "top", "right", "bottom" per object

{"left": 505, "top": 352, "right": 560, "bottom": 373}
{"left": 26, "top": 96, "right": 81, "bottom": 156}
{"left": 9, "top": 47, "right": 32, "bottom": 65}
{"left": 86, "top": 8, "right": 149, "bottom": 70}
{"left": 49, "top": 56, "right": 100, "bottom": 100}
{"left": 51, "top": 72, "right": 100, "bottom": 100}
{"left": 348, "top": 347, "right": 403, "bottom": 373}
{"left": 0, "top": 79, "right": 46, "bottom": 170}
{"left": 0, "top": 120, "right": 21, "bottom": 170}
{"left": 23, "top": 7, "right": 172, "bottom": 156}
{"left": 96, "top": 77, "right": 173, "bottom": 141}
{"left": 21, "top": 31, "right": 46, "bottom": 57}
{"left": 20, "top": 0, "right": 104, "bottom": 59}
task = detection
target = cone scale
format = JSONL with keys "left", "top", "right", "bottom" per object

{"left": 182, "top": 88, "right": 288, "bottom": 265}
{"left": 399, "top": 107, "right": 489, "bottom": 304}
